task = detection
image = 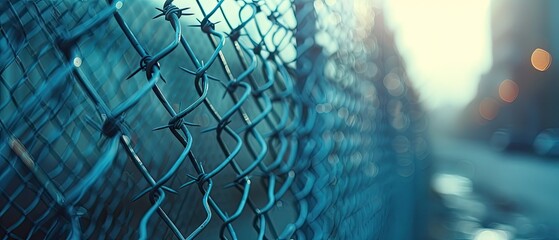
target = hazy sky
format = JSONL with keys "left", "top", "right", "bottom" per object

{"left": 146, "top": 0, "right": 490, "bottom": 110}
{"left": 383, "top": 0, "right": 493, "bottom": 110}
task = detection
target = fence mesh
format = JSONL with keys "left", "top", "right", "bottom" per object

{"left": 0, "top": 0, "right": 429, "bottom": 239}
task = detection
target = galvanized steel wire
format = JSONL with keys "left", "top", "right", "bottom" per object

{"left": 0, "top": 0, "right": 428, "bottom": 239}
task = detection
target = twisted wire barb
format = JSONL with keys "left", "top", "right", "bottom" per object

{"left": 0, "top": 0, "right": 428, "bottom": 239}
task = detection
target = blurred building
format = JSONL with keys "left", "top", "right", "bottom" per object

{"left": 462, "top": 0, "right": 559, "bottom": 150}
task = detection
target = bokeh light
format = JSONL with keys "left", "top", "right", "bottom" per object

{"left": 473, "top": 229, "right": 509, "bottom": 240}
{"left": 479, "top": 98, "right": 499, "bottom": 120}
{"left": 73, "top": 57, "right": 82, "bottom": 67}
{"left": 531, "top": 48, "right": 552, "bottom": 71}
{"left": 498, "top": 79, "right": 519, "bottom": 103}
{"left": 431, "top": 174, "right": 472, "bottom": 196}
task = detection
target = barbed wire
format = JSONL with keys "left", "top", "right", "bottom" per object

{"left": 0, "top": 0, "right": 428, "bottom": 239}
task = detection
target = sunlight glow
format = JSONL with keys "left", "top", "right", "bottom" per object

{"left": 384, "top": 0, "right": 492, "bottom": 110}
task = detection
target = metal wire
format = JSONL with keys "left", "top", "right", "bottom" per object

{"left": 0, "top": 0, "right": 429, "bottom": 239}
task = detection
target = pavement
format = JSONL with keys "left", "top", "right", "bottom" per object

{"left": 429, "top": 133, "right": 559, "bottom": 239}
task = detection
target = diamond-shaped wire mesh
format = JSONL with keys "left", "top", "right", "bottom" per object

{"left": 0, "top": 0, "right": 429, "bottom": 239}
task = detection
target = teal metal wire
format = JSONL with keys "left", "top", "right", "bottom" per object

{"left": 0, "top": 0, "right": 429, "bottom": 239}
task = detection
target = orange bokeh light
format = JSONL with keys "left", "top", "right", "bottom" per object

{"left": 479, "top": 98, "right": 499, "bottom": 120}
{"left": 531, "top": 48, "right": 552, "bottom": 71}
{"left": 498, "top": 79, "right": 519, "bottom": 103}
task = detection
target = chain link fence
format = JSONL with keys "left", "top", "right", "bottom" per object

{"left": 1, "top": 0, "right": 429, "bottom": 239}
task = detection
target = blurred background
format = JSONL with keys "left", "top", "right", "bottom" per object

{"left": 384, "top": 0, "right": 559, "bottom": 239}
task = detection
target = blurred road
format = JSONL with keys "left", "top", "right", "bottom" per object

{"left": 431, "top": 133, "right": 559, "bottom": 239}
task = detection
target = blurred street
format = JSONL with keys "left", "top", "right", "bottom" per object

{"left": 431, "top": 133, "right": 559, "bottom": 239}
